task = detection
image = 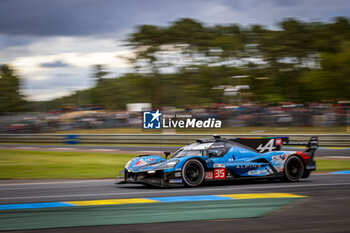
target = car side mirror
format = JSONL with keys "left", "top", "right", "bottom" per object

{"left": 164, "top": 151, "right": 171, "bottom": 160}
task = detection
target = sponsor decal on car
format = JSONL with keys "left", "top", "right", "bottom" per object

{"left": 238, "top": 150, "right": 251, "bottom": 154}
{"left": 272, "top": 154, "right": 286, "bottom": 161}
{"left": 256, "top": 139, "right": 276, "bottom": 152}
{"left": 213, "top": 168, "right": 226, "bottom": 179}
{"left": 275, "top": 138, "right": 282, "bottom": 145}
{"left": 213, "top": 164, "right": 225, "bottom": 168}
{"left": 211, "top": 145, "right": 225, "bottom": 148}
{"left": 134, "top": 159, "right": 147, "bottom": 166}
{"left": 248, "top": 170, "right": 262, "bottom": 175}
{"left": 205, "top": 172, "right": 213, "bottom": 179}
{"left": 169, "top": 179, "right": 183, "bottom": 183}
{"left": 235, "top": 164, "right": 262, "bottom": 169}
{"left": 183, "top": 143, "right": 214, "bottom": 150}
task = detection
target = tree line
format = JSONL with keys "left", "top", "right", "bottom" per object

{"left": 0, "top": 65, "right": 26, "bottom": 113}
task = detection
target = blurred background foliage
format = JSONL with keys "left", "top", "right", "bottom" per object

{"left": 0, "top": 65, "right": 27, "bottom": 113}
{"left": 1, "top": 17, "right": 350, "bottom": 112}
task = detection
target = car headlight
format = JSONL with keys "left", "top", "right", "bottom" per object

{"left": 158, "top": 160, "right": 179, "bottom": 169}
{"left": 125, "top": 160, "right": 132, "bottom": 169}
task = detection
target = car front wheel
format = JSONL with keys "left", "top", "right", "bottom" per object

{"left": 182, "top": 159, "right": 205, "bottom": 187}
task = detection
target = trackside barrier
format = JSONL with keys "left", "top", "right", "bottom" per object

{"left": 63, "top": 135, "right": 80, "bottom": 144}
{"left": 0, "top": 134, "right": 349, "bottom": 146}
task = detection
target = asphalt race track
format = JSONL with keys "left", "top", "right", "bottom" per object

{"left": 0, "top": 173, "right": 348, "bottom": 204}
{"left": 0, "top": 173, "right": 349, "bottom": 232}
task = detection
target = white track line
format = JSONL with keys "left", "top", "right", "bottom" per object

{"left": 91, "top": 149, "right": 119, "bottom": 152}
{"left": 0, "top": 182, "right": 349, "bottom": 201}
{"left": 52, "top": 148, "right": 73, "bottom": 150}
{"left": 326, "top": 156, "right": 350, "bottom": 159}
{"left": 15, "top": 147, "right": 36, "bottom": 149}
{"left": 0, "top": 179, "right": 115, "bottom": 186}
{"left": 138, "top": 150, "right": 163, "bottom": 153}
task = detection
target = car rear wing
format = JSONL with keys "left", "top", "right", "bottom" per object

{"left": 229, "top": 137, "right": 289, "bottom": 153}
{"left": 283, "top": 136, "right": 318, "bottom": 156}
{"left": 228, "top": 136, "right": 318, "bottom": 154}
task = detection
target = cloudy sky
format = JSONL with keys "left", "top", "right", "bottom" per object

{"left": 1, "top": 0, "right": 349, "bottom": 101}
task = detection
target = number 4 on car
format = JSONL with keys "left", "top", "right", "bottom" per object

{"left": 117, "top": 135, "right": 318, "bottom": 187}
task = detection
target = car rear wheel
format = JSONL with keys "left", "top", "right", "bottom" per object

{"left": 182, "top": 159, "right": 205, "bottom": 187}
{"left": 302, "top": 170, "right": 311, "bottom": 178}
{"left": 282, "top": 155, "right": 305, "bottom": 182}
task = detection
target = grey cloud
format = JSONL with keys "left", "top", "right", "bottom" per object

{"left": 24, "top": 73, "right": 89, "bottom": 90}
{"left": 40, "top": 60, "right": 71, "bottom": 68}
{"left": 0, "top": 0, "right": 349, "bottom": 37}
{"left": 0, "top": 0, "right": 205, "bottom": 36}
{"left": 0, "top": 34, "right": 36, "bottom": 48}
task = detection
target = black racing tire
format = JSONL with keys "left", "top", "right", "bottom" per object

{"left": 282, "top": 155, "right": 305, "bottom": 182}
{"left": 302, "top": 170, "right": 311, "bottom": 178}
{"left": 182, "top": 159, "right": 205, "bottom": 187}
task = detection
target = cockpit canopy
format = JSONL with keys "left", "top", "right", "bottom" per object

{"left": 170, "top": 138, "right": 259, "bottom": 159}
{"left": 171, "top": 142, "right": 231, "bottom": 158}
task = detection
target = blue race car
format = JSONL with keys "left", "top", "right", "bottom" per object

{"left": 118, "top": 135, "right": 317, "bottom": 187}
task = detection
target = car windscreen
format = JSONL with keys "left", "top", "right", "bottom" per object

{"left": 172, "top": 149, "right": 207, "bottom": 158}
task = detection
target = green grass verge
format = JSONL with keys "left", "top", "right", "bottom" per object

{"left": 0, "top": 150, "right": 349, "bottom": 179}
{"left": 316, "top": 159, "right": 350, "bottom": 172}
{"left": 0, "top": 150, "right": 135, "bottom": 179}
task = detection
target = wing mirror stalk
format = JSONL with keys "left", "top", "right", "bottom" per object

{"left": 164, "top": 151, "right": 171, "bottom": 160}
